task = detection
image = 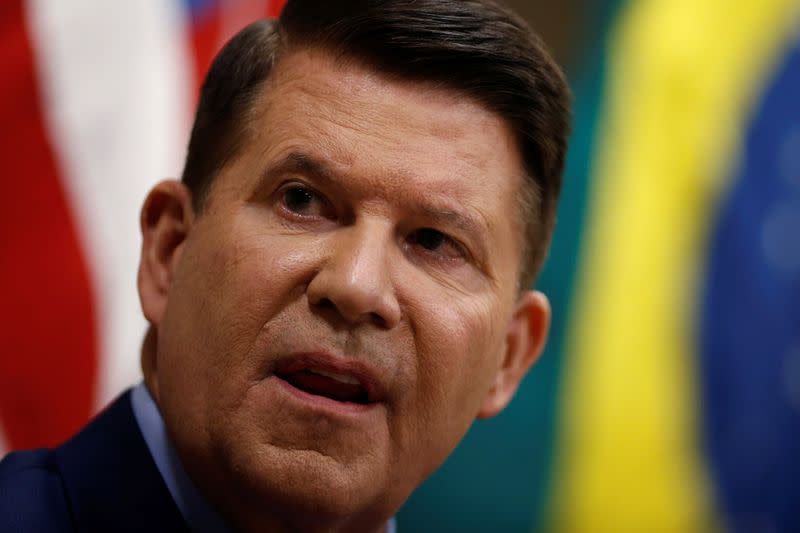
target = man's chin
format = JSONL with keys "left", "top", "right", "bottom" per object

{"left": 222, "top": 376, "right": 392, "bottom": 476}
{"left": 192, "top": 380, "right": 400, "bottom": 526}
{"left": 216, "top": 443, "right": 397, "bottom": 530}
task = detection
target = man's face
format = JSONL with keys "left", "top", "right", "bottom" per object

{"left": 140, "top": 48, "right": 548, "bottom": 528}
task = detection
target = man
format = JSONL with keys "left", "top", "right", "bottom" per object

{"left": 0, "top": 0, "right": 569, "bottom": 531}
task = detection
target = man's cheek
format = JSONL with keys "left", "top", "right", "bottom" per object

{"left": 226, "top": 231, "right": 325, "bottom": 290}
{"left": 438, "top": 301, "right": 502, "bottom": 405}
{"left": 411, "top": 307, "right": 484, "bottom": 415}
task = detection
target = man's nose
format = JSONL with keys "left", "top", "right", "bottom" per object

{"left": 306, "top": 222, "right": 401, "bottom": 329}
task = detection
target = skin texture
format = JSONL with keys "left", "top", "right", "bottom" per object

{"left": 137, "top": 48, "right": 551, "bottom": 533}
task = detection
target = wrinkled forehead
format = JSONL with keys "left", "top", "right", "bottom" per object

{"left": 255, "top": 49, "right": 526, "bottom": 221}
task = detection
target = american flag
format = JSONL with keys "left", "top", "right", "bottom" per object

{"left": 0, "top": 0, "right": 286, "bottom": 455}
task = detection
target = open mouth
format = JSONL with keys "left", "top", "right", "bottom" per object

{"left": 276, "top": 367, "right": 372, "bottom": 405}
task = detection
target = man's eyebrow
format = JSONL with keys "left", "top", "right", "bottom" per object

{"left": 419, "top": 205, "right": 487, "bottom": 242}
{"left": 262, "top": 151, "right": 336, "bottom": 184}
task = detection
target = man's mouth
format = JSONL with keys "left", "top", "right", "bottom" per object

{"left": 273, "top": 355, "right": 383, "bottom": 407}
{"left": 277, "top": 368, "right": 370, "bottom": 404}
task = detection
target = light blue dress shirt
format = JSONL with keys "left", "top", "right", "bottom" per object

{"left": 130, "top": 382, "right": 396, "bottom": 533}
{"left": 131, "top": 383, "right": 231, "bottom": 533}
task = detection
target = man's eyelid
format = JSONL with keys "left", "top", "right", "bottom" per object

{"left": 432, "top": 223, "right": 483, "bottom": 262}
{"left": 277, "top": 181, "right": 314, "bottom": 203}
{"left": 413, "top": 203, "right": 488, "bottom": 253}
{"left": 448, "top": 235, "right": 479, "bottom": 265}
{"left": 278, "top": 181, "right": 336, "bottom": 217}
{"left": 434, "top": 230, "right": 468, "bottom": 257}
{"left": 447, "top": 228, "right": 494, "bottom": 275}
{"left": 417, "top": 228, "right": 474, "bottom": 263}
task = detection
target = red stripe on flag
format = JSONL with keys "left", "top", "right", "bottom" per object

{"left": 0, "top": 1, "right": 98, "bottom": 450}
{"left": 267, "top": 0, "right": 287, "bottom": 19}
{"left": 189, "top": 0, "right": 288, "bottom": 101}
{"left": 189, "top": 4, "right": 223, "bottom": 100}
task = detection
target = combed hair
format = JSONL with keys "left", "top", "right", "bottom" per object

{"left": 181, "top": 0, "right": 571, "bottom": 288}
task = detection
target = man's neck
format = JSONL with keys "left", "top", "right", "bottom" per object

{"left": 194, "top": 473, "right": 396, "bottom": 533}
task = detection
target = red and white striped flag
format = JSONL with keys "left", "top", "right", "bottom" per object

{"left": 0, "top": 0, "right": 285, "bottom": 455}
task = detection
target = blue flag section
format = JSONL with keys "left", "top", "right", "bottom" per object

{"left": 183, "top": 0, "right": 216, "bottom": 17}
{"left": 700, "top": 32, "right": 800, "bottom": 533}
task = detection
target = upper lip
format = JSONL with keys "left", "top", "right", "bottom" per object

{"left": 273, "top": 352, "right": 387, "bottom": 403}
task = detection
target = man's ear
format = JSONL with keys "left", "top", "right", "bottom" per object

{"left": 137, "top": 180, "right": 194, "bottom": 327}
{"left": 477, "top": 290, "right": 551, "bottom": 419}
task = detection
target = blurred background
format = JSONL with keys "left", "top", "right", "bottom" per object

{"left": 1, "top": 0, "right": 799, "bottom": 531}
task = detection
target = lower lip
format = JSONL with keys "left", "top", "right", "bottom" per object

{"left": 272, "top": 375, "right": 377, "bottom": 415}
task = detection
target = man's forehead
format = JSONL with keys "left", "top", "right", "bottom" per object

{"left": 253, "top": 49, "right": 524, "bottom": 190}
{"left": 262, "top": 49, "right": 516, "bottom": 149}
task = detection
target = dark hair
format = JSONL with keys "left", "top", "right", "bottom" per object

{"left": 182, "top": 0, "right": 571, "bottom": 288}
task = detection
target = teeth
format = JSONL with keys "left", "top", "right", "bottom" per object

{"left": 308, "top": 368, "right": 361, "bottom": 385}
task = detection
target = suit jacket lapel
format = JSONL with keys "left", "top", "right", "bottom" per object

{"left": 55, "top": 390, "right": 189, "bottom": 533}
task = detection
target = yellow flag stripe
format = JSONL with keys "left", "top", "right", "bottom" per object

{"left": 550, "top": 1, "right": 800, "bottom": 531}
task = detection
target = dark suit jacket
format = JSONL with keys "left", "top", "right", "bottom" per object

{"left": 0, "top": 391, "right": 189, "bottom": 532}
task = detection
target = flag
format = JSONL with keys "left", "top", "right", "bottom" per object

{"left": 549, "top": 0, "right": 800, "bottom": 531}
{"left": 0, "top": 0, "right": 285, "bottom": 454}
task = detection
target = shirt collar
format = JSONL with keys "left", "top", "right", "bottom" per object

{"left": 130, "top": 383, "right": 232, "bottom": 533}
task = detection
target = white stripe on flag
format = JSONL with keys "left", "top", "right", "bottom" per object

{"left": 25, "top": 0, "right": 195, "bottom": 409}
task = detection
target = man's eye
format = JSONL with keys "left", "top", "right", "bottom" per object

{"left": 280, "top": 184, "right": 331, "bottom": 218}
{"left": 409, "top": 228, "right": 466, "bottom": 261}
